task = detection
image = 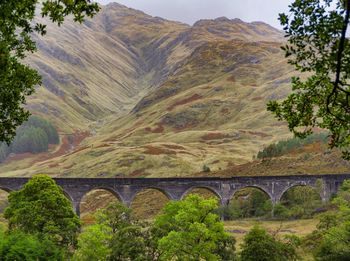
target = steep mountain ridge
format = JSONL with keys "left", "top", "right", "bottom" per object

{"left": 0, "top": 3, "right": 311, "bottom": 177}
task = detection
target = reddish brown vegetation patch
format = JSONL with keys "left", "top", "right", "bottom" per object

{"left": 143, "top": 146, "right": 176, "bottom": 155}
{"left": 220, "top": 108, "right": 230, "bottom": 114}
{"left": 48, "top": 163, "right": 59, "bottom": 168}
{"left": 227, "top": 75, "right": 235, "bottom": 82}
{"left": 167, "top": 94, "right": 202, "bottom": 111}
{"left": 129, "top": 168, "right": 148, "bottom": 177}
{"left": 4, "top": 152, "right": 33, "bottom": 163}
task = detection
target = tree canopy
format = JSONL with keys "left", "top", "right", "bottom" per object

{"left": 153, "top": 194, "right": 236, "bottom": 261}
{"left": 240, "top": 226, "right": 300, "bottom": 261}
{"left": 4, "top": 175, "right": 81, "bottom": 248}
{"left": 268, "top": 0, "right": 350, "bottom": 159}
{"left": 0, "top": 0, "right": 99, "bottom": 144}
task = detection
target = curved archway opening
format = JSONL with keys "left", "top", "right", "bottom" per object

{"left": 182, "top": 187, "right": 220, "bottom": 201}
{"left": 80, "top": 188, "right": 121, "bottom": 224}
{"left": 278, "top": 185, "right": 323, "bottom": 219}
{"left": 131, "top": 188, "right": 170, "bottom": 220}
{"left": 224, "top": 187, "right": 272, "bottom": 220}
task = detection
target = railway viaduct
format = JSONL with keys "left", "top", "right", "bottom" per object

{"left": 0, "top": 174, "right": 349, "bottom": 216}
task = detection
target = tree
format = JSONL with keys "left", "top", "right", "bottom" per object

{"left": 73, "top": 224, "right": 112, "bottom": 261}
{"left": 240, "top": 226, "right": 300, "bottom": 261}
{"left": 267, "top": 0, "right": 350, "bottom": 159}
{"left": 152, "top": 194, "right": 236, "bottom": 261}
{"left": 0, "top": 0, "right": 99, "bottom": 144}
{"left": 4, "top": 175, "right": 80, "bottom": 248}
{"left": 312, "top": 180, "right": 350, "bottom": 260}
{"left": 96, "top": 203, "right": 151, "bottom": 261}
{"left": 0, "top": 230, "right": 64, "bottom": 261}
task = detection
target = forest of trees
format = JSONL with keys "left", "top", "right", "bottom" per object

{"left": 0, "top": 116, "right": 59, "bottom": 163}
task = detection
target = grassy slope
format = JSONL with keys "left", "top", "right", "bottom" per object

{"left": 0, "top": 3, "right": 349, "bottom": 177}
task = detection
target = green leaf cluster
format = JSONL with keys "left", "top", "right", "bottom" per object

{"left": 309, "top": 180, "right": 350, "bottom": 260}
{"left": 268, "top": 0, "right": 350, "bottom": 159}
{"left": 153, "top": 195, "right": 236, "bottom": 261}
{"left": 4, "top": 175, "right": 81, "bottom": 249}
{"left": 240, "top": 226, "right": 300, "bottom": 261}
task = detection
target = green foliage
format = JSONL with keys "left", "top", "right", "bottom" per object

{"left": 24, "top": 116, "right": 59, "bottom": 144}
{"left": 257, "top": 132, "right": 328, "bottom": 159}
{"left": 4, "top": 175, "right": 80, "bottom": 248}
{"left": 97, "top": 203, "right": 150, "bottom": 261}
{"left": 280, "top": 186, "right": 323, "bottom": 219}
{"left": 73, "top": 224, "right": 112, "bottom": 261}
{"left": 218, "top": 188, "right": 272, "bottom": 220}
{"left": 240, "top": 226, "right": 300, "bottom": 261}
{"left": 153, "top": 194, "right": 236, "bottom": 260}
{"left": 0, "top": 0, "right": 99, "bottom": 144}
{"left": 273, "top": 203, "right": 291, "bottom": 220}
{"left": 74, "top": 202, "right": 152, "bottom": 261}
{"left": 0, "top": 116, "right": 59, "bottom": 162}
{"left": 267, "top": 0, "right": 350, "bottom": 159}
{"left": 302, "top": 180, "right": 350, "bottom": 260}
{"left": 0, "top": 230, "right": 63, "bottom": 261}
{"left": 202, "top": 164, "right": 211, "bottom": 172}
{"left": 11, "top": 127, "right": 48, "bottom": 154}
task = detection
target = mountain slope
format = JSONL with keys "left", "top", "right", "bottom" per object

{"left": 2, "top": 3, "right": 345, "bottom": 177}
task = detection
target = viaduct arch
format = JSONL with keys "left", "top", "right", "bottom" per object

{"left": 0, "top": 174, "right": 348, "bottom": 216}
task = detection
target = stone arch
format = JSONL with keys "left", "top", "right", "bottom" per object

{"left": 181, "top": 186, "right": 222, "bottom": 201}
{"left": 130, "top": 187, "right": 172, "bottom": 219}
{"left": 277, "top": 183, "right": 323, "bottom": 219}
{"left": 226, "top": 186, "right": 274, "bottom": 219}
{"left": 230, "top": 185, "right": 273, "bottom": 203}
{"left": 277, "top": 182, "right": 318, "bottom": 203}
{"left": 0, "top": 187, "right": 12, "bottom": 193}
{"left": 129, "top": 187, "right": 172, "bottom": 203}
{"left": 79, "top": 187, "right": 122, "bottom": 223}
{"left": 62, "top": 190, "right": 74, "bottom": 204}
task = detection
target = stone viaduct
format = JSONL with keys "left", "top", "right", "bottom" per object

{"left": 0, "top": 174, "right": 349, "bottom": 216}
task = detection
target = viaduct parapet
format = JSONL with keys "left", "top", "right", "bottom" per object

{"left": 0, "top": 174, "right": 348, "bottom": 216}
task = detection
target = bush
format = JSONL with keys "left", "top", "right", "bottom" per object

{"left": 273, "top": 204, "right": 290, "bottom": 220}
{"left": 202, "top": 164, "right": 211, "bottom": 172}
{"left": 240, "top": 226, "right": 299, "bottom": 261}
{"left": 0, "top": 230, "right": 63, "bottom": 261}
